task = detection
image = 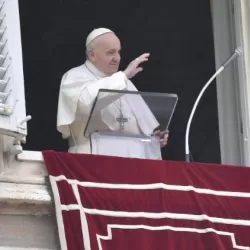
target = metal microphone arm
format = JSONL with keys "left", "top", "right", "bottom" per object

{"left": 185, "top": 48, "right": 242, "bottom": 162}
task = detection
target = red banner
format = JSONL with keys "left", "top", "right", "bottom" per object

{"left": 42, "top": 150, "right": 250, "bottom": 250}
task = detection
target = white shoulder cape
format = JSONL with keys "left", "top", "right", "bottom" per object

{"left": 57, "top": 61, "right": 159, "bottom": 138}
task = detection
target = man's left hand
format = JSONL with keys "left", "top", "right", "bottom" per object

{"left": 154, "top": 130, "right": 169, "bottom": 148}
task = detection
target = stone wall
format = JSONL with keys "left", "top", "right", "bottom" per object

{"left": 0, "top": 215, "right": 59, "bottom": 250}
{"left": 0, "top": 135, "right": 59, "bottom": 249}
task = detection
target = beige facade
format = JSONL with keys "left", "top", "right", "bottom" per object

{"left": 0, "top": 135, "right": 59, "bottom": 249}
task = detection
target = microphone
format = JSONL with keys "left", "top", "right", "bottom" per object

{"left": 185, "top": 48, "right": 243, "bottom": 162}
{"left": 222, "top": 48, "right": 242, "bottom": 68}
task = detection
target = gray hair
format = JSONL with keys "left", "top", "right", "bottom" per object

{"left": 85, "top": 38, "right": 99, "bottom": 59}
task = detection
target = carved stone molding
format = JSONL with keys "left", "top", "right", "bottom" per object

{"left": 0, "top": 181, "right": 53, "bottom": 215}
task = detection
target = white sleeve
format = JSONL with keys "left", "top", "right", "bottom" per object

{"left": 57, "top": 70, "right": 127, "bottom": 137}
{"left": 78, "top": 71, "right": 128, "bottom": 114}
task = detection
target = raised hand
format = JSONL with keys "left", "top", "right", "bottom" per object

{"left": 123, "top": 53, "right": 150, "bottom": 79}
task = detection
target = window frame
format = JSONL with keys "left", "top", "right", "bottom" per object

{"left": 11, "top": 0, "right": 250, "bottom": 166}
{"left": 211, "top": 0, "right": 250, "bottom": 166}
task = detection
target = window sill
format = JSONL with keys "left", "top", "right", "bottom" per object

{"left": 1, "top": 149, "right": 48, "bottom": 188}
{"left": 17, "top": 150, "right": 44, "bottom": 162}
{"left": 1, "top": 150, "right": 52, "bottom": 215}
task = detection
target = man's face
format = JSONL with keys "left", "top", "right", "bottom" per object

{"left": 88, "top": 33, "right": 121, "bottom": 75}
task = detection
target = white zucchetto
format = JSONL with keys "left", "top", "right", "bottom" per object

{"left": 85, "top": 28, "right": 114, "bottom": 47}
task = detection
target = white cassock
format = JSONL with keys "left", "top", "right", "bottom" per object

{"left": 57, "top": 60, "right": 162, "bottom": 159}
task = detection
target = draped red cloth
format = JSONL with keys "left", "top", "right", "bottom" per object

{"left": 42, "top": 150, "right": 250, "bottom": 250}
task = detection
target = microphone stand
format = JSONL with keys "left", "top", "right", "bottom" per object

{"left": 185, "top": 48, "right": 242, "bottom": 162}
